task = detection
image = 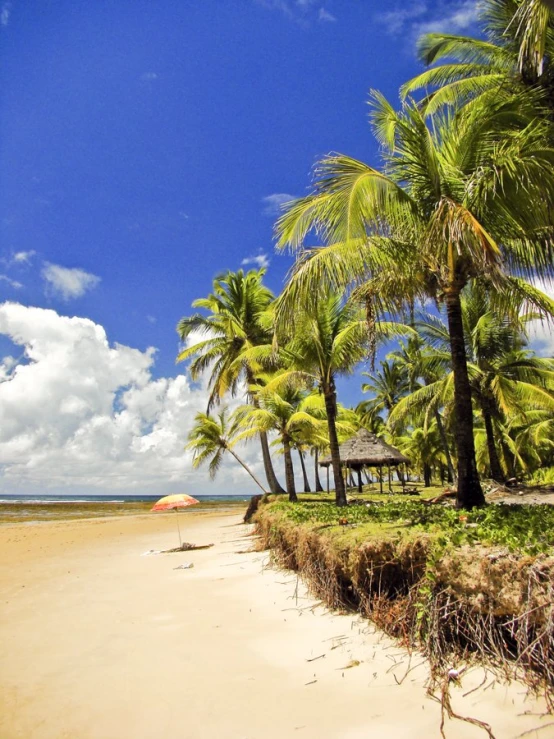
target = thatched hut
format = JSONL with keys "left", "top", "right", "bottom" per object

{"left": 319, "top": 428, "right": 410, "bottom": 494}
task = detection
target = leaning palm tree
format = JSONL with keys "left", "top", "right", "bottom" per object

{"left": 275, "top": 91, "right": 554, "bottom": 509}
{"left": 186, "top": 409, "right": 268, "bottom": 493}
{"left": 177, "top": 268, "right": 285, "bottom": 494}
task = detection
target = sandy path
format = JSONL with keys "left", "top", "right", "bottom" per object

{"left": 0, "top": 511, "right": 551, "bottom": 739}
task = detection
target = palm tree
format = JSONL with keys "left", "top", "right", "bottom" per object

{"left": 270, "top": 292, "right": 395, "bottom": 506}
{"left": 401, "top": 0, "right": 554, "bottom": 116}
{"left": 396, "top": 421, "right": 445, "bottom": 487}
{"left": 177, "top": 268, "right": 285, "bottom": 494}
{"left": 186, "top": 409, "right": 268, "bottom": 493}
{"left": 234, "top": 383, "right": 328, "bottom": 502}
{"left": 361, "top": 360, "right": 409, "bottom": 417}
{"left": 275, "top": 92, "right": 554, "bottom": 508}
{"left": 387, "top": 337, "right": 456, "bottom": 482}
{"left": 390, "top": 285, "right": 554, "bottom": 481}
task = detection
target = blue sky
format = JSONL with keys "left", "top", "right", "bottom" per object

{"left": 0, "top": 1, "right": 490, "bottom": 495}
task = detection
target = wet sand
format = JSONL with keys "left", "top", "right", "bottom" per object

{"left": 0, "top": 511, "right": 551, "bottom": 738}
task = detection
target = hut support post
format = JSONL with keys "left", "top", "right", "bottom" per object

{"left": 388, "top": 463, "right": 392, "bottom": 493}
{"left": 357, "top": 468, "right": 363, "bottom": 494}
{"left": 379, "top": 466, "right": 383, "bottom": 495}
{"left": 401, "top": 464, "right": 406, "bottom": 492}
{"left": 326, "top": 466, "right": 329, "bottom": 494}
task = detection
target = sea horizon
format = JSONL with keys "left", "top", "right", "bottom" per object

{"left": 0, "top": 493, "right": 251, "bottom": 525}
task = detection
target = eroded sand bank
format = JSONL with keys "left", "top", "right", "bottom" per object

{"left": 0, "top": 511, "right": 551, "bottom": 739}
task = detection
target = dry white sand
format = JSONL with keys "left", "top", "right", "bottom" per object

{"left": 0, "top": 510, "right": 551, "bottom": 739}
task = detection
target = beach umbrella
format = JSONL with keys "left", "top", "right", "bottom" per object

{"left": 151, "top": 494, "right": 199, "bottom": 548}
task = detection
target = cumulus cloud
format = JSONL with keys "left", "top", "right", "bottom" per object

{"left": 0, "top": 303, "right": 270, "bottom": 495}
{"left": 42, "top": 263, "right": 101, "bottom": 300}
{"left": 262, "top": 192, "right": 296, "bottom": 216}
{"left": 379, "top": 1, "right": 478, "bottom": 41}
{"left": 241, "top": 253, "right": 270, "bottom": 270}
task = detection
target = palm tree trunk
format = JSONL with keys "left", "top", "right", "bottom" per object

{"left": 248, "top": 377, "right": 285, "bottom": 494}
{"left": 323, "top": 383, "right": 347, "bottom": 507}
{"left": 259, "top": 430, "right": 286, "bottom": 494}
{"left": 481, "top": 405, "right": 505, "bottom": 482}
{"left": 423, "top": 462, "right": 432, "bottom": 488}
{"left": 314, "top": 449, "right": 324, "bottom": 492}
{"left": 228, "top": 449, "right": 269, "bottom": 494}
{"left": 445, "top": 289, "right": 485, "bottom": 509}
{"left": 434, "top": 410, "right": 456, "bottom": 483}
{"left": 298, "top": 450, "right": 311, "bottom": 492}
{"left": 282, "top": 436, "right": 297, "bottom": 502}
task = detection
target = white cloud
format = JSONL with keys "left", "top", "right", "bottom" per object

{"left": 318, "top": 8, "right": 336, "bottom": 23}
{"left": 0, "top": 303, "right": 272, "bottom": 495}
{"left": 0, "top": 275, "right": 23, "bottom": 289}
{"left": 262, "top": 192, "right": 296, "bottom": 216}
{"left": 42, "top": 263, "right": 101, "bottom": 300}
{"left": 1, "top": 2, "right": 11, "bottom": 27}
{"left": 140, "top": 72, "right": 159, "bottom": 81}
{"left": 379, "top": 2, "right": 427, "bottom": 35}
{"left": 413, "top": 0, "right": 479, "bottom": 36}
{"left": 146, "top": 315, "right": 157, "bottom": 324}
{"left": 241, "top": 253, "right": 270, "bottom": 270}
{"left": 12, "top": 250, "right": 36, "bottom": 265}
{"left": 378, "top": 1, "right": 478, "bottom": 40}
{"left": 254, "top": 0, "right": 336, "bottom": 23}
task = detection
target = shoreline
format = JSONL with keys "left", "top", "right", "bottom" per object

{"left": 1, "top": 511, "right": 551, "bottom": 738}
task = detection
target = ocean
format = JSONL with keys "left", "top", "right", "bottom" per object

{"left": 0, "top": 494, "right": 251, "bottom": 525}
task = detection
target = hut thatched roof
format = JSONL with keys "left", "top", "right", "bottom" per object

{"left": 319, "top": 428, "right": 410, "bottom": 468}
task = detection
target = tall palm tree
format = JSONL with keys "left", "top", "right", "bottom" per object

{"left": 186, "top": 409, "right": 268, "bottom": 493}
{"left": 177, "top": 268, "right": 285, "bottom": 494}
{"left": 275, "top": 91, "right": 554, "bottom": 508}
{"left": 401, "top": 0, "right": 554, "bottom": 115}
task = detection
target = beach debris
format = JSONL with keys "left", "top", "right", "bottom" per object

{"left": 447, "top": 666, "right": 466, "bottom": 682}
{"left": 164, "top": 542, "right": 213, "bottom": 553}
{"left": 306, "top": 654, "right": 326, "bottom": 663}
{"left": 141, "top": 549, "right": 162, "bottom": 556}
{"left": 337, "top": 659, "right": 361, "bottom": 670}
{"left": 173, "top": 562, "right": 194, "bottom": 570}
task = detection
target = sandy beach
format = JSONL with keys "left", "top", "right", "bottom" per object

{"left": 0, "top": 510, "right": 551, "bottom": 739}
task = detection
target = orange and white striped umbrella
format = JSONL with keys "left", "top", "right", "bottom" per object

{"left": 151, "top": 494, "right": 199, "bottom": 511}
{"left": 151, "top": 494, "right": 199, "bottom": 548}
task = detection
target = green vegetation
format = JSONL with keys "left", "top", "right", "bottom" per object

{"left": 262, "top": 497, "right": 554, "bottom": 556}
{"left": 178, "top": 1, "right": 554, "bottom": 512}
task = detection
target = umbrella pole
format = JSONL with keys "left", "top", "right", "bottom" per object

{"left": 175, "top": 508, "right": 182, "bottom": 548}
